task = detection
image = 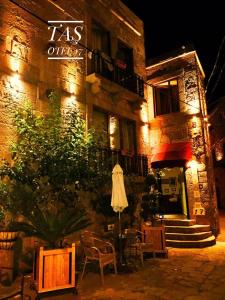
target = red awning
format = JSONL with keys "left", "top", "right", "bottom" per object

{"left": 151, "top": 142, "right": 192, "bottom": 168}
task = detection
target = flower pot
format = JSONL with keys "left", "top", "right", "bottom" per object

{"left": 0, "top": 231, "right": 18, "bottom": 284}
{"left": 0, "top": 231, "right": 18, "bottom": 249}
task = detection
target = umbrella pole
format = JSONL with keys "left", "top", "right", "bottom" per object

{"left": 118, "top": 211, "right": 121, "bottom": 237}
{"left": 118, "top": 211, "right": 124, "bottom": 266}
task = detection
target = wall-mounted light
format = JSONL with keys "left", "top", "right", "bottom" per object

{"left": 87, "top": 51, "right": 93, "bottom": 60}
{"left": 11, "top": 70, "right": 20, "bottom": 86}
{"left": 186, "top": 159, "right": 199, "bottom": 169}
{"left": 64, "top": 94, "right": 76, "bottom": 107}
{"left": 11, "top": 58, "right": 20, "bottom": 73}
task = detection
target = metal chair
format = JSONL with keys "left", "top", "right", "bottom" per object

{"left": 124, "top": 229, "right": 156, "bottom": 265}
{"left": 80, "top": 231, "right": 117, "bottom": 284}
{"left": 124, "top": 229, "right": 144, "bottom": 266}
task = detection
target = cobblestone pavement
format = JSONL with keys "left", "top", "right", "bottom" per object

{"left": 77, "top": 242, "right": 225, "bottom": 300}
{"left": 1, "top": 215, "right": 225, "bottom": 300}
{"left": 1, "top": 241, "right": 225, "bottom": 300}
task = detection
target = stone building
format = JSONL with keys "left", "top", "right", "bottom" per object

{"left": 209, "top": 96, "right": 225, "bottom": 210}
{"left": 146, "top": 47, "right": 218, "bottom": 245}
{"left": 0, "top": 0, "right": 148, "bottom": 174}
{"left": 0, "top": 1, "right": 218, "bottom": 243}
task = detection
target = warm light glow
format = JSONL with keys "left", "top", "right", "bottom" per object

{"left": 64, "top": 95, "right": 76, "bottom": 107}
{"left": 140, "top": 105, "right": 148, "bottom": 123}
{"left": 204, "top": 116, "right": 208, "bottom": 122}
{"left": 186, "top": 160, "right": 199, "bottom": 169}
{"left": 109, "top": 116, "right": 120, "bottom": 150}
{"left": 110, "top": 9, "right": 141, "bottom": 36}
{"left": 192, "top": 116, "right": 198, "bottom": 122}
{"left": 215, "top": 144, "right": 223, "bottom": 161}
{"left": 139, "top": 123, "right": 149, "bottom": 153}
{"left": 69, "top": 81, "right": 76, "bottom": 94}
{"left": 188, "top": 98, "right": 200, "bottom": 114}
{"left": 146, "top": 51, "right": 205, "bottom": 78}
{"left": 10, "top": 57, "right": 20, "bottom": 73}
{"left": 157, "top": 80, "right": 177, "bottom": 86}
{"left": 11, "top": 72, "right": 20, "bottom": 87}
{"left": 216, "top": 154, "right": 223, "bottom": 161}
{"left": 142, "top": 123, "right": 149, "bottom": 142}
{"left": 191, "top": 115, "right": 201, "bottom": 128}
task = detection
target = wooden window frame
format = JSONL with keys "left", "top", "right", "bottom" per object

{"left": 154, "top": 78, "right": 180, "bottom": 117}
{"left": 92, "top": 107, "right": 137, "bottom": 154}
{"left": 91, "top": 19, "right": 111, "bottom": 56}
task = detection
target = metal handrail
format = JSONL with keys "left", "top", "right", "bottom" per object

{"left": 89, "top": 51, "right": 144, "bottom": 98}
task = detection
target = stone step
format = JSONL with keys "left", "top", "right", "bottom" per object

{"left": 164, "top": 219, "right": 196, "bottom": 226}
{"left": 165, "top": 224, "right": 211, "bottom": 234}
{"left": 166, "top": 235, "right": 216, "bottom": 248}
{"left": 165, "top": 231, "right": 212, "bottom": 241}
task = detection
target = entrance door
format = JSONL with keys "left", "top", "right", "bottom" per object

{"left": 155, "top": 167, "right": 188, "bottom": 216}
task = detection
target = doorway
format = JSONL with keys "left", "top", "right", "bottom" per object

{"left": 154, "top": 166, "right": 188, "bottom": 216}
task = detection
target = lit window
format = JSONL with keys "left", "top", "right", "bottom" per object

{"left": 154, "top": 79, "right": 180, "bottom": 116}
{"left": 92, "top": 108, "right": 136, "bottom": 153}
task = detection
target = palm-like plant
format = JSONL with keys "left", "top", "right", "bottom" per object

{"left": 10, "top": 205, "right": 91, "bottom": 249}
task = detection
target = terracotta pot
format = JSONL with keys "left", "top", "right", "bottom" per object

{"left": 0, "top": 231, "right": 18, "bottom": 241}
{"left": 0, "top": 231, "right": 18, "bottom": 250}
{"left": 0, "top": 241, "right": 15, "bottom": 250}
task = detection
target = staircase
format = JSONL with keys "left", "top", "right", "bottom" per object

{"left": 164, "top": 219, "right": 216, "bottom": 248}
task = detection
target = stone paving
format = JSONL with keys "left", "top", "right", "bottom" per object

{"left": 77, "top": 243, "right": 225, "bottom": 300}
{"left": 1, "top": 215, "right": 225, "bottom": 300}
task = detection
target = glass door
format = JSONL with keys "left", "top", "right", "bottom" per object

{"left": 155, "top": 167, "right": 187, "bottom": 216}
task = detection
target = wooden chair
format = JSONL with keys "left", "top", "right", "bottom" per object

{"left": 141, "top": 225, "right": 168, "bottom": 257}
{"left": 80, "top": 231, "right": 117, "bottom": 284}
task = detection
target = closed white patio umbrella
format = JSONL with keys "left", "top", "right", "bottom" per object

{"left": 111, "top": 163, "right": 128, "bottom": 264}
{"left": 111, "top": 163, "right": 128, "bottom": 216}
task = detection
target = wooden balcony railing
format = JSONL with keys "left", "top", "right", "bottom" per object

{"left": 89, "top": 51, "right": 144, "bottom": 98}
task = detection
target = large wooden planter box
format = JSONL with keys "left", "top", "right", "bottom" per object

{"left": 34, "top": 243, "right": 76, "bottom": 295}
{"left": 142, "top": 225, "right": 168, "bottom": 257}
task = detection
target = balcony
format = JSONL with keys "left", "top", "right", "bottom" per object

{"left": 86, "top": 51, "right": 144, "bottom": 100}
{"left": 95, "top": 148, "right": 148, "bottom": 176}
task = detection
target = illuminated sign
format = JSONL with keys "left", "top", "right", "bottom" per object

{"left": 47, "top": 20, "right": 84, "bottom": 60}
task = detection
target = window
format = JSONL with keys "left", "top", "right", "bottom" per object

{"left": 92, "top": 109, "right": 108, "bottom": 147}
{"left": 92, "top": 108, "right": 136, "bottom": 153}
{"left": 121, "top": 119, "right": 136, "bottom": 154}
{"left": 116, "top": 40, "right": 134, "bottom": 73}
{"left": 154, "top": 79, "right": 180, "bottom": 116}
{"left": 92, "top": 20, "right": 110, "bottom": 55}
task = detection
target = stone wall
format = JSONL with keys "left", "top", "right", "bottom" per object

{"left": 146, "top": 51, "right": 218, "bottom": 229}
{"left": 0, "top": 0, "right": 148, "bottom": 158}
{"left": 0, "top": 0, "right": 148, "bottom": 242}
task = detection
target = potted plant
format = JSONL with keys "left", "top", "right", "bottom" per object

{"left": 140, "top": 173, "right": 161, "bottom": 225}
{"left": 0, "top": 97, "right": 108, "bottom": 295}
{"left": 9, "top": 200, "right": 90, "bottom": 295}
{"left": 0, "top": 199, "right": 18, "bottom": 250}
{"left": 0, "top": 183, "right": 20, "bottom": 285}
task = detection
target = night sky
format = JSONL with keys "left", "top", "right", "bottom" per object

{"left": 122, "top": 0, "right": 225, "bottom": 104}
